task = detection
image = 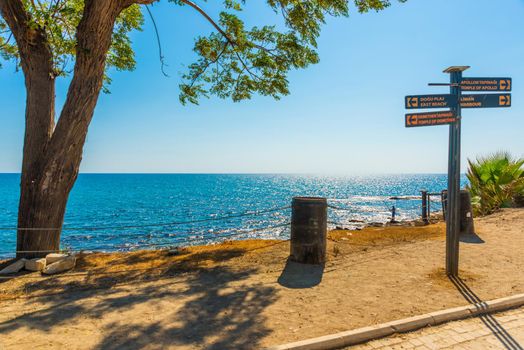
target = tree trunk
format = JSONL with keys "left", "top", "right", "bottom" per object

{"left": 17, "top": 183, "right": 70, "bottom": 258}
{"left": 17, "top": 69, "right": 61, "bottom": 257}
{"left": 0, "top": 0, "right": 59, "bottom": 258}
{"left": 2, "top": 0, "right": 126, "bottom": 258}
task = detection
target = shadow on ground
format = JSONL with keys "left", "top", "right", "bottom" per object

{"left": 0, "top": 249, "right": 279, "bottom": 349}
{"left": 459, "top": 233, "right": 485, "bottom": 244}
{"left": 277, "top": 259, "right": 324, "bottom": 289}
{"left": 449, "top": 275, "right": 523, "bottom": 350}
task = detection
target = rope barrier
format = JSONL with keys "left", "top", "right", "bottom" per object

{"left": 0, "top": 205, "right": 291, "bottom": 232}
{"left": 327, "top": 204, "right": 355, "bottom": 211}
{"left": 0, "top": 194, "right": 444, "bottom": 257}
{"left": 0, "top": 222, "right": 291, "bottom": 256}
{"left": 328, "top": 220, "right": 365, "bottom": 226}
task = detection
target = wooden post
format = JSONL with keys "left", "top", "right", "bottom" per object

{"left": 421, "top": 190, "right": 429, "bottom": 224}
{"left": 441, "top": 190, "right": 448, "bottom": 220}
{"left": 427, "top": 194, "right": 431, "bottom": 219}
{"left": 459, "top": 190, "right": 475, "bottom": 235}
{"left": 290, "top": 197, "right": 327, "bottom": 265}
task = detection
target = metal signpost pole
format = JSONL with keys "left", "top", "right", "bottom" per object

{"left": 446, "top": 70, "right": 463, "bottom": 276}
{"left": 445, "top": 75, "right": 456, "bottom": 275}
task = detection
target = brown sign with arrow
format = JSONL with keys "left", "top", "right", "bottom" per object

{"left": 461, "top": 78, "right": 512, "bottom": 92}
{"left": 405, "top": 94, "right": 457, "bottom": 109}
{"left": 460, "top": 93, "right": 511, "bottom": 108}
{"left": 405, "top": 111, "right": 457, "bottom": 128}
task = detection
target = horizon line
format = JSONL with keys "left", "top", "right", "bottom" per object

{"left": 0, "top": 172, "right": 457, "bottom": 175}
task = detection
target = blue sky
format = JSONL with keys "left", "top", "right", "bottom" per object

{"left": 1, "top": 0, "right": 523, "bottom": 174}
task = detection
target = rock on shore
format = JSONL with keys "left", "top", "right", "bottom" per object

{"left": 42, "top": 256, "right": 77, "bottom": 275}
{"left": 0, "top": 259, "right": 26, "bottom": 275}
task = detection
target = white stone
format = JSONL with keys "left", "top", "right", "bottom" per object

{"left": 45, "top": 253, "right": 69, "bottom": 265}
{"left": 0, "top": 259, "right": 26, "bottom": 275}
{"left": 25, "top": 258, "right": 47, "bottom": 272}
{"left": 42, "top": 256, "right": 76, "bottom": 275}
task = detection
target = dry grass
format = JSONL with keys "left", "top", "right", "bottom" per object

{"left": 0, "top": 223, "right": 446, "bottom": 301}
{"left": 328, "top": 222, "right": 446, "bottom": 246}
{"left": 76, "top": 239, "right": 283, "bottom": 272}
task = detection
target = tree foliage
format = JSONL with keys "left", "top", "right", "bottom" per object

{"left": 0, "top": 0, "right": 142, "bottom": 88}
{"left": 466, "top": 152, "right": 524, "bottom": 216}
{"left": 1, "top": 0, "right": 404, "bottom": 101}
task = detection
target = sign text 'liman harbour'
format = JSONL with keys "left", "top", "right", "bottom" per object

{"left": 460, "top": 93, "right": 511, "bottom": 108}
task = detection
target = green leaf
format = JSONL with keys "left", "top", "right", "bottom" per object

{"left": 467, "top": 151, "right": 524, "bottom": 215}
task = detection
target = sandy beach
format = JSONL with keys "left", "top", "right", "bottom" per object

{"left": 0, "top": 209, "right": 523, "bottom": 349}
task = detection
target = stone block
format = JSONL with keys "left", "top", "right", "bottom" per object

{"left": 25, "top": 258, "right": 47, "bottom": 272}
{"left": 45, "top": 253, "right": 69, "bottom": 265}
{"left": 0, "top": 259, "right": 26, "bottom": 275}
{"left": 42, "top": 256, "right": 76, "bottom": 275}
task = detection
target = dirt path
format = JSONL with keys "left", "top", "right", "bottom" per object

{"left": 0, "top": 209, "right": 523, "bottom": 349}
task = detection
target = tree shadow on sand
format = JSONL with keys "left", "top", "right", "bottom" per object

{"left": 0, "top": 249, "right": 279, "bottom": 349}
{"left": 96, "top": 267, "right": 277, "bottom": 349}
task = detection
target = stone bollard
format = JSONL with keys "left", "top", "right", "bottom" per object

{"left": 459, "top": 190, "right": 475, "bottom": 235}
{"left": 290, "top": 197, "right": 327, "bottom": 265}
{"left": 441, "top": 189, "right": 475, "bottom": 235}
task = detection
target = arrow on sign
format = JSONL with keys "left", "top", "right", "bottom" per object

{"left": 500, "top": 79, "right": 511, "bottom": 91}
{"left": 407, "top": 115, "right": 418, "bottom": 126}
{"left": 499, "top": 95, "right": 511, "bottom": 106}
{"left": 407, "top": 97, "right": 419, "bottom": 108}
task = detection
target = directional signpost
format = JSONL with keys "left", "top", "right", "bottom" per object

{"left": 405, "top": 111, "right": 456, "bottom": 128}
{"left": 461, "top": 94, "right": 511, "bottom": 108}
{"left": 405, "top": 94, "right": 457, "bottom": 109}
{"left": 404, "top": 66, "right": 513, "bottom": 277}
{"left": 460, "top": 78, "right": 511, "bottom": 92}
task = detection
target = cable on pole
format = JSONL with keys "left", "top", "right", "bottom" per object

{"left": 0, "top": 222, "right": 291, "bottom": 256}
{"left": 0, "top": 205, "right": 291, "bottom": 232}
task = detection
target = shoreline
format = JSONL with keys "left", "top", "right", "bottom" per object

{"left": 0, "top": 174, "right": 458, "bottom": 258}
{"left": 1, "top": 214, "right": 447, "bottom": 290}
{"left": 0, "top": 212, "right": 444, "bottom": 262}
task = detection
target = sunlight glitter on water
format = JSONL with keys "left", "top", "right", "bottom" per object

{"left": 0, "top": 174, "right": 467, "bottom": 256}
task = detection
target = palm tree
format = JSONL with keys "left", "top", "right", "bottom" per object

{"left": 466, "top": 152, "right": 524, "bottom": 216}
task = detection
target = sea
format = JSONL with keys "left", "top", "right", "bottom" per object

{"left": 0, "top": 174, "right": 468, "bottom": 257}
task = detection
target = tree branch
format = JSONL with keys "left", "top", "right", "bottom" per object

{"left": 188, "top": 41, "right": 229, "bottom": 89}
{"left": 134, "top": 0, "right": 275, "bottom": 56}
{"left": 178, "top": 0, "right": 236, "bottom": 45}
{"left": 47, "top": 0, "right": 125, "bottom": 167}
{"left": 0, "top": 0, "right": 54, "bottom": 72}
{"left": 0, "top": 31, "right": 13, "bottom": 49}
{"left": 144, "top": 4, "right": 168, "bottom": 77}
